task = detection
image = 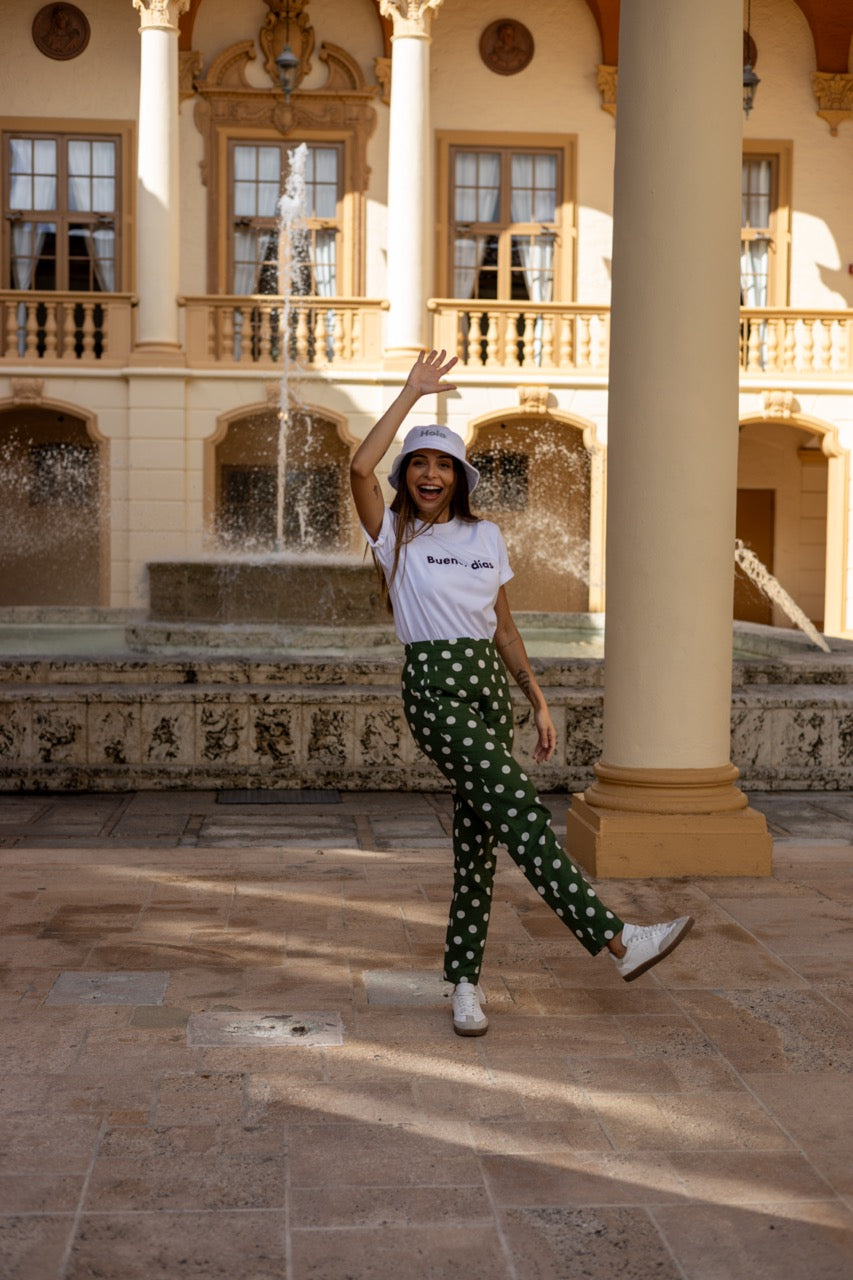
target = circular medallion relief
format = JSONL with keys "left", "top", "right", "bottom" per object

{"left": 32, "top": 4, "right": 90, "bottom": 62}
{"left": 479, "top": 19, "right": 534, "bottom": 77}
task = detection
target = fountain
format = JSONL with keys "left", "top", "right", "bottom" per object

{"left": 734, "top": 538, "right": 831, "bottom": 652}
{"left": 143, "top": 143, "right": 384, "bottom": 642}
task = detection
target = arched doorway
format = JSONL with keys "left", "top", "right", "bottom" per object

{"left": 0, "top": 405, "right": 104, "bottom": 605}
{"left": 468, "top": 415, "right": 591, "bottom": 613}
{"left": 736, "top": 418, "right": 838, "bottom": 631}
{"left": 212, "top": 405, "right": 353, "bottom": 553}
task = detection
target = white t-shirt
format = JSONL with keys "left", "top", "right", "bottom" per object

{"left": 364, "top": 507, "right": 514, "bottom": 644}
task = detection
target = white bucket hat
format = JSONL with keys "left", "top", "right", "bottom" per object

{"left": 387, "top": 424, "right": 480, "bottom": 493}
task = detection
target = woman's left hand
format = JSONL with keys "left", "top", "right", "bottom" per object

{"left": 532, "top": 706, "right": 557, "bottom": 762}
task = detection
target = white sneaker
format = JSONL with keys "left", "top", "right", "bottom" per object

{"left": 451, "top": 980, "right": 488, "bottom": 1037}
{"left": 610, "top": 916, "right": 694, "bottom": 982}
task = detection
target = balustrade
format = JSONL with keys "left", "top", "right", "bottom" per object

{"left": 0, "top": 292, "right": 134, "bottom": 365}
{"left": 181, "top": 295, "right": 387, "bottom": 369}
{"left": 0, "top": 292, "right": 849, "bottom": 381}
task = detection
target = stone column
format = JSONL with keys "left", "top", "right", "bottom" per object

{"left": 131, "top": 0, "right": 188, "bottom": 360}
{"left": 566, "top": 0, "right": 772, "bottom": 877}
{"left": 379, "top": 0, "right": 443, "bottom": 361}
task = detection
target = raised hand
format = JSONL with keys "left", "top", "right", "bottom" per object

{"left": 405, "top": 349, "right": 458, "bottom": 398}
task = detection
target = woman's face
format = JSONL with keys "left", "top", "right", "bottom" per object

{"left": 405, "top": 449, "right": 457, "bottom": 521}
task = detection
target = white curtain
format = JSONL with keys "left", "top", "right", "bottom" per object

{"left": 510, "top": 155, "right": 556, "bottom": 363}
{"left": 68, "top": 140, "right": 116, "bottom": 292}
{"left": 313, "top": 229, "right": 337, "bottom": 358}
{"left": 10, "top": 139, "right": 57, "bottom": 352}
{"left": 740, "top": 241, "right": 768, "bottom": 307}
{"left": 453, "top": 152, "right": 500, "bottom": 298}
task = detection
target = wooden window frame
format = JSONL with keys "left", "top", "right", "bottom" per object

{"left": 0, "top": 117, "right": 134, "bottom": 293}
{"left": 212, "top": 125, "right": 363, "bottom": 297}
{"left": 742, "top": 139, "right": 792, "bottom": 307}
{"left": 225, "top": 137, "right": 345, "bottom": 296}
{"left": 436, "top": 131, "right": 577, "bottom": 302}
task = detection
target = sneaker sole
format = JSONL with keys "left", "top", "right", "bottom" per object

{"left": 453, "top": 1021, "right": 489, "bottom": 1037}
{"left": 622, "top": 916, "right": 695, "bottom": 982}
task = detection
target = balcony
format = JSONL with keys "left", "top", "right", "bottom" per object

{"left": 429, "top": 299, "right": 611, "bottom": 372}
{"left": 181, "top": 295, "right": 388, "bottom": 369}
{"left": 430, "top": 298, "right": 853, "bottom": 379}
{"left": 0, "top": 291, "right": 134, "bottom": 366}
{"left": 0, "top": 291, "right": 850, "bottom": 382}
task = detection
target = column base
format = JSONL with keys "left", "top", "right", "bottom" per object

{"left": 383, "top": 347, "right": 427, "bottom": 368}
{"left": 566, "top": 762, "right": 773, "bottom": 878}
{"left": 128, "top": 343, "right": 186, "bottom": 367}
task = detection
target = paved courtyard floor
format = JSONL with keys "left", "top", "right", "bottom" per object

{"left": 0, "top": 787, "right": 851, "bottom": 1280}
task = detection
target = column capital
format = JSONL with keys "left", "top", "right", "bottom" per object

{"left": 379, "top": 0, "right": 443, "bottom": 39}
{"left": 812, "top": 71, "right": 853, "bottom": 136}
{"left": 132, "top": 0, "right": 190, "bottom": 34}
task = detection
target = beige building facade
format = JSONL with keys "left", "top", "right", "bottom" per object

{"left": 1, "top": 0, "right": 852, "bottom": 870}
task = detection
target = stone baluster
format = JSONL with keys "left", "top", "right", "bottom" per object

{"left": 44, "top": 303, "right": 58, "bottom": 360}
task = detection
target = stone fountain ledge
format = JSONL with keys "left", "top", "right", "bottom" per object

{"left": 1, "top": 620, "right": 852, "bottom": 793}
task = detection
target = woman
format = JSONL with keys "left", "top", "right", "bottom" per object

{"left": 350, "top": 349, "right": 693, "bottom": 1037}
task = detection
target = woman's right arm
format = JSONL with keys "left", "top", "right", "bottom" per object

{"left": 349, "top": 349, "right": 457, "bottom": 539}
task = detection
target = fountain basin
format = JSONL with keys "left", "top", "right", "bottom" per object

{"left": 147, "top": 559, "right": 386, "bottom": 627}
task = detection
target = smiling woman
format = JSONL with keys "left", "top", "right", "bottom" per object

{"left": 348, "top": 350, "right": 694, "bottom": 1039}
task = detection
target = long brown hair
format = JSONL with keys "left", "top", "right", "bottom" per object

{"left": 374, "top": 454, "right": 479, "bottom": 614}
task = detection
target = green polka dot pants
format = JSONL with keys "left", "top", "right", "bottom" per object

{"left": 401, "top": 637, "right": 624, "bottom": 984}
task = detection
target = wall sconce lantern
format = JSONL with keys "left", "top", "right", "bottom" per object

{"left": 743, "top": 0, "right": 760, "bottom": 117}
{"left": 275, "top": 1, "right": 301, "bottom": 99}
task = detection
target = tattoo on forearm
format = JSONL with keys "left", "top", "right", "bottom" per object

{"left": 515, "top": 667, "right": 532, "bottom": 697}
{"left": 372, "top": 483, "right": 381, "bottom": 497}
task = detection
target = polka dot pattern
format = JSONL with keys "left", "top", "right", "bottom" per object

{"left": 401, "top": 636, "right": 624, "bottom": 983}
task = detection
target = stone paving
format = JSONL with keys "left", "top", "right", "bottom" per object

{"left": 0, "top": 787, "right": 851, "bottom": 1279}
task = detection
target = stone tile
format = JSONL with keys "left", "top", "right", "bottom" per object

{"left": 666, "top": 1151, "right": 837, "bottom": 1204}
{"left": 289, "top": 1184, "right": 494, "bottom": 1229}
{"left": 564, "top": 1053, "right": 742, "bottom": 1094}
{"left": 83, "top": 1150, "right": 287, "bottom": 1211}
{"left": 245, "top": 1076, "right": 419, "bottom": 1127}
{"left": 501, "top": 1205, "right": 682, "bottom": 1280}
{"left": 482, "top": 1152, "right": 687, "bottom": 1206}
{"left": 0, "top": 1214, "right": 75, "bottom": 1280}
{"left": 363, "top": 968, "right": 453, "bottom": 1005}
{"left": 653, "top": 1200, "right": 853, "bottom": 1280}
{"left": 0, "top": 1115, "right": 102, "bottom": 1174}
{"left": 290, "top": 1225, "right": 511, "bottom": 1280}
{"left": 66, "top": 1211, "right": 289, "bottom": 1280}
{"left": 45, "top": 971, "right": 169, "bottom": 1006}
{"left": 743, "top": 1071, "right": 853, "bottom": 1195}
{"left": 152, "top": 1072, "right": 245, "bottom": 1127}
{"left": 586, "top": 1090, "right": 793, "bottom": 1153}
{"left": 0, "top": 1173, "right": 84, "bottom": 1212}
{"left": 674, "top": 989, "right": 853, "bottom": 1073}
{"left": 287, "top": 1122, "right": 483, "bottom": 1187}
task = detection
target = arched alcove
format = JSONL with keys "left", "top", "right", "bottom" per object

{"left": 210, "top": 403, "right": 354, "bottom": 553}
{"left": 0, "top": 403, "right": 105, "bottom": 606}
{"left": 737, "top": 412, "right": 847, "bottom": 633}
{"left": 467, "top": 411, "right": 595, "bottom": 613}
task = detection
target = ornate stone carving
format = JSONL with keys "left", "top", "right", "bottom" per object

{"left": 479, "top": 19, "right": 534, "bottom": 77}
{"left": 193, "top": 36, "right": 377, "bottom": 291}
{"left": 32, "top": 4, "right": 90, "bottom": 60}
{"left": 179, "top": 49, "right": 203, "bottom": 102}
{"left": 762, "top": 389, "right": 798, "bottom": 419}
{"left": 132, "top": 0, "right": 190, "bottom": 33}
{"left": 517, "top": 385, "right": 551, "bottom": 414}
{"left": 374, "top": 55, "right": 391, "bottom": 105}
{"left": 378, "top": 0, "right": 444, "bottom": 39}
{"left": 259, "top": 0, "right": 314, "bottom": 92}
{"left": 812, "top": 71, "right": 853, "bottom": 136}
{"left": 597, "top": 65, "right": 618, "bottom": 118}
{"left": 10, "top": 377, "right": 44, "bottom": 404}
